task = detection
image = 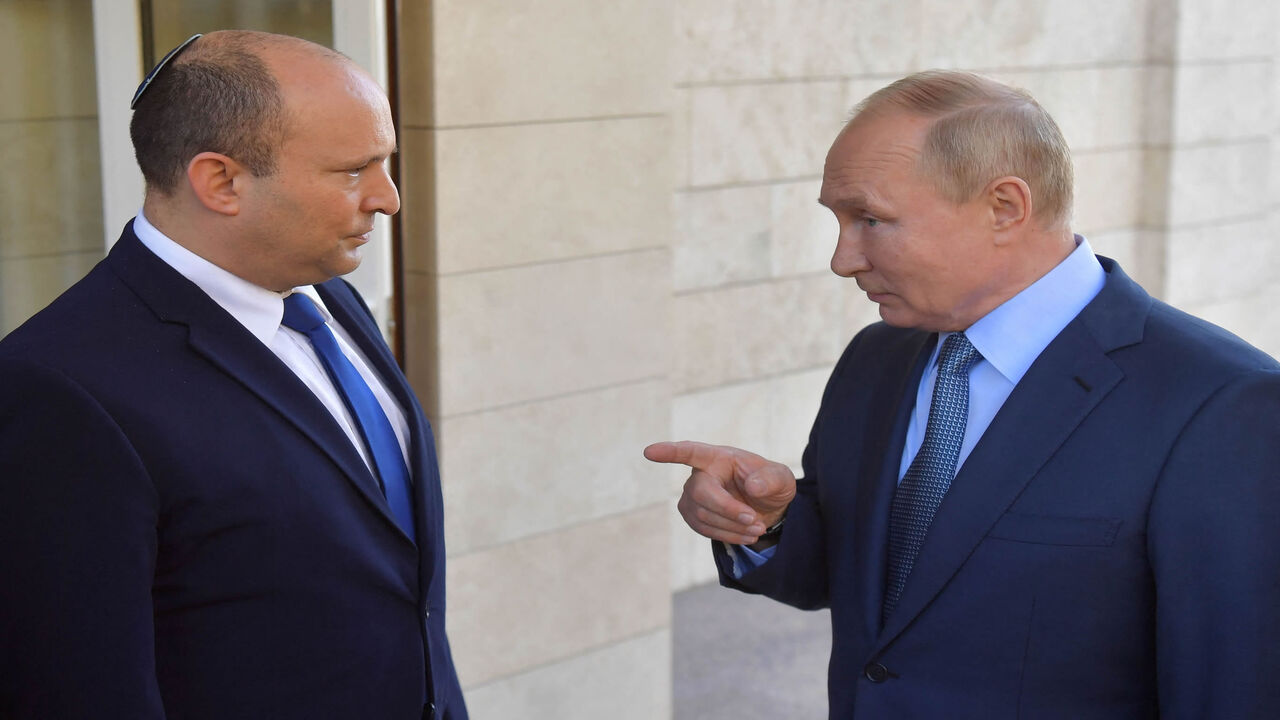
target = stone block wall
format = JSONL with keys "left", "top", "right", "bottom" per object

{"left": 398, "top": 2, "right": 674, "bottom": 717}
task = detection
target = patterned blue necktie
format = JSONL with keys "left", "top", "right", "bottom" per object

{"left": 884, "top": 332, "right": 982, "bottom": 619}
{"left": 281, "top": 293, "right": 416, "bottom": 542}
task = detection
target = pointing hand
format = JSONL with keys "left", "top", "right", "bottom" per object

{"left": 644, "top": 440, "right": 796, "bottom": 545}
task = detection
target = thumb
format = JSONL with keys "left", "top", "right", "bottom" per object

{"left": 741, "top": 463, "right": 796, "bottom": 512}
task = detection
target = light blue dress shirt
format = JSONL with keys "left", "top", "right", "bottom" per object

{"left": 727, "top": 237, "right": 1106, "bottom": 577}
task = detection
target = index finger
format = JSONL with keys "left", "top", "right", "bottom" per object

{"left": 643, "top": 440, "right": 731, "bottom": 470}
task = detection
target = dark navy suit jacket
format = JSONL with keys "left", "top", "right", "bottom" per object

{"left": 0, "top": 223, "right": 467, "bottom": 719}
{"left": 716, "top": 258, "right": 1280, "bottom": 719}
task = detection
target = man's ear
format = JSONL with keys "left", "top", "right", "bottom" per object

{"left": 986, "top": 176, "right": 1032, "bottom": 242}
{"left": 186, "top": 152, "right": 246, "bottom": 216}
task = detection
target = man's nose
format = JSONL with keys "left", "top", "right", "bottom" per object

{"left": 362, "top": 163, "right": 401, "bottom": 216}
{"left": 830, "top": 227, "right": 870, "bottom": 277}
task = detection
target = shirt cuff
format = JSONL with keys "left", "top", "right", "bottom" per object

{"left": 721, "top": 541, "right": 778, "bottom": 579}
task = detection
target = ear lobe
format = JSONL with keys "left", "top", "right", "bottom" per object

{"left": 987, "top": 176, "right": 1032, "bottom": 238}
{"left": 186, "top": 152, "right": 244, "bottom": 216}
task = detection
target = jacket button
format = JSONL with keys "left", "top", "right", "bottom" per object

{"left": 864, "top": 662, "right": 889, "bottom": 683}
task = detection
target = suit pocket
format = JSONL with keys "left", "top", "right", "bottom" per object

{"left": 988, "top": 512, "right": 1121, "bottom": 547}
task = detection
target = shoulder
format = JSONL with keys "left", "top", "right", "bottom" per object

{"left": 832, "top": 321, "right": 930, "bottom": 379}
{"left": 1144, "top": 300, "right": 1277, "bottom": 373}
{"left": 1087, "top": 258, "right": 1278, "bottom": 387}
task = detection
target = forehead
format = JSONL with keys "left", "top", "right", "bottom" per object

{"left": 278, "top": 58, "right": 396, "bottom": 158}
{"left": 820, "top": 111, "right": 932, "bottom": 207}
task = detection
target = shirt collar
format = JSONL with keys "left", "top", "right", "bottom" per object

{"left": 939, "top": 235, "right": 1106, "bottom": 384}
{"left": 133, "top": 210, "right": 325, "bottom": 344}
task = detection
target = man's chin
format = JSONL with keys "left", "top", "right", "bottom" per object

{"left": 330, "top": 251, "right": 364, "bottom": 278}
{"left": 877, "top": 305, "right": 920, "bottom": 329}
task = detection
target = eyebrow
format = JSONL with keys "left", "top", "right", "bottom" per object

{"left": 340, "top": 146, "right": 399, "bottom": 168}
{"left": 817, "top": 193, "right": 883, "bottom": 214}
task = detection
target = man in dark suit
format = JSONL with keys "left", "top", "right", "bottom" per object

{"left": 0, "top": 31, "right": 466, "bottom": 719}
{"left": 647, "top": 70, "right": 1280, "bottom": 718}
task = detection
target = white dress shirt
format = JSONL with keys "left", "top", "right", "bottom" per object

{"left": 132, "top": 211, "right": 412, "bottom": 476}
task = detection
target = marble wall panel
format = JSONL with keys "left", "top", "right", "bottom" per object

{"left": 674, "top": 0, "right": 922, "bottom": 84}
{"left": 446, "top": 505, "right": 670, "bottom": 686}
{"left": 672, "top": 186, "right": 773, "bottom": 292}
{"left": 673, "top": 274, "right": 847, "bottom": 393}
{"left": 920, "top": 0, "right": 1149, "bottom": 69}
{"left": 438, "top": 380, "right": 670, "bottom": 554}
{"left": 1163, "top": 217, "right": 1277, "bottom": 307}
{"left": 1186, "top": 284, "right": 1280, "bottom": 359}
{"left": 1164, "top": 139, "right": 1271, "bottom": 226}
{"left": 771, "top": 179, "right": 837, "bottom": 278}
{"left": 462, "top": 630, "right": 671, "bottom": 720}
{"left": 688, "top": 81, "right": 845, "bottom": 187}
{"left": 1169, "top": 61, "right": 1272, "bottom": 144}
{"left": 427, "top": 118, "right": 670, "bottom": 275}
{"left": 1072, "top": 148, "right": 1146, "bottom": 234}
{"left": 671, "top": 378, "right": 773, "bottom": 459}
{"left": 425, "top": 0, "right": 671, "bottom": 127}
{"left": 671, "top": 368, "right": 831, "bottom": 471}
{"left": 436, "top": 249, "right": 667, "bottom": 416}
{"left": 1173, "top": 0, "right": 1276, "bottom": 62}
{"left": 673, "top": 88, "right": 692, "bottom": 189}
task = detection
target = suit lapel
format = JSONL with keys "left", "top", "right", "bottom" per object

{"left": 849, "top": 331, "right": 935, "bottom": 643}
{"left": 875, "top": 258, "right": 1150, "bottom": 648}
{"left": 316, "top": 280, "right": 440, "bottom": 565}
{"left": 107, "top": 227, "right": 405, "bottom": 540}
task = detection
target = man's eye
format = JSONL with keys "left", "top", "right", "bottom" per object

{"left": 863, "top": 217, "right": 880, "bottom": 228}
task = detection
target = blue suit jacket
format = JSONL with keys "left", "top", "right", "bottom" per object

{"left": 0, "top": 223, "right": 467, "bottom": 720}
{"left": 716, "top": 258, "right": 1280, "bottom": 719}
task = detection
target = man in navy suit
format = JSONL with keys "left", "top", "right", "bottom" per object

{"left": 647, "top": 70, "right": 1280, "bottom": 718}
{"left": 0, "top": 31, "right": 466, "bottom": 719}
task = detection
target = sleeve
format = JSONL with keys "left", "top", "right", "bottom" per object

{"left": 710, "top": 329, "right": 878, "bottom": 611}
{"left": 1147, "top": 369, "right": 1280, "bottom": 718}
{"left": 0, "top": 359, "right": 166, "bottom": 719}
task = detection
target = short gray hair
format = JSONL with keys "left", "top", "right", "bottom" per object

{"left": 855, "top": 70, "right": 1074, "bottom": 229}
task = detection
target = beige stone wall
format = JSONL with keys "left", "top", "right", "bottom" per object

{"left": 1150, "top": 0, "right": 1280, "bottom": 357}
{"left": 397, "top": 2, "right": 674, "bottom": 717}
{"left": 0, "top": 1, "right": 103, "bottom": 336}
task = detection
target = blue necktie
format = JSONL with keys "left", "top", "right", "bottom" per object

{"left": 884, "top": 332, "right": 982, "bottom": 619}
{"left": 281, "top": 293, "right": 416, "bottom": 542}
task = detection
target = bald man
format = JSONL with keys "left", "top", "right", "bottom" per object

{"left": 1, "top": 31, "right": 466, "bottom": 719}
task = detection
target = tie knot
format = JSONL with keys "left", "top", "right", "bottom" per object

{"left": 937, "top": 332, "right": 982, "bottom": 376}
{"left": 281, "top": 293, "right": 327, "bottom": 333}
